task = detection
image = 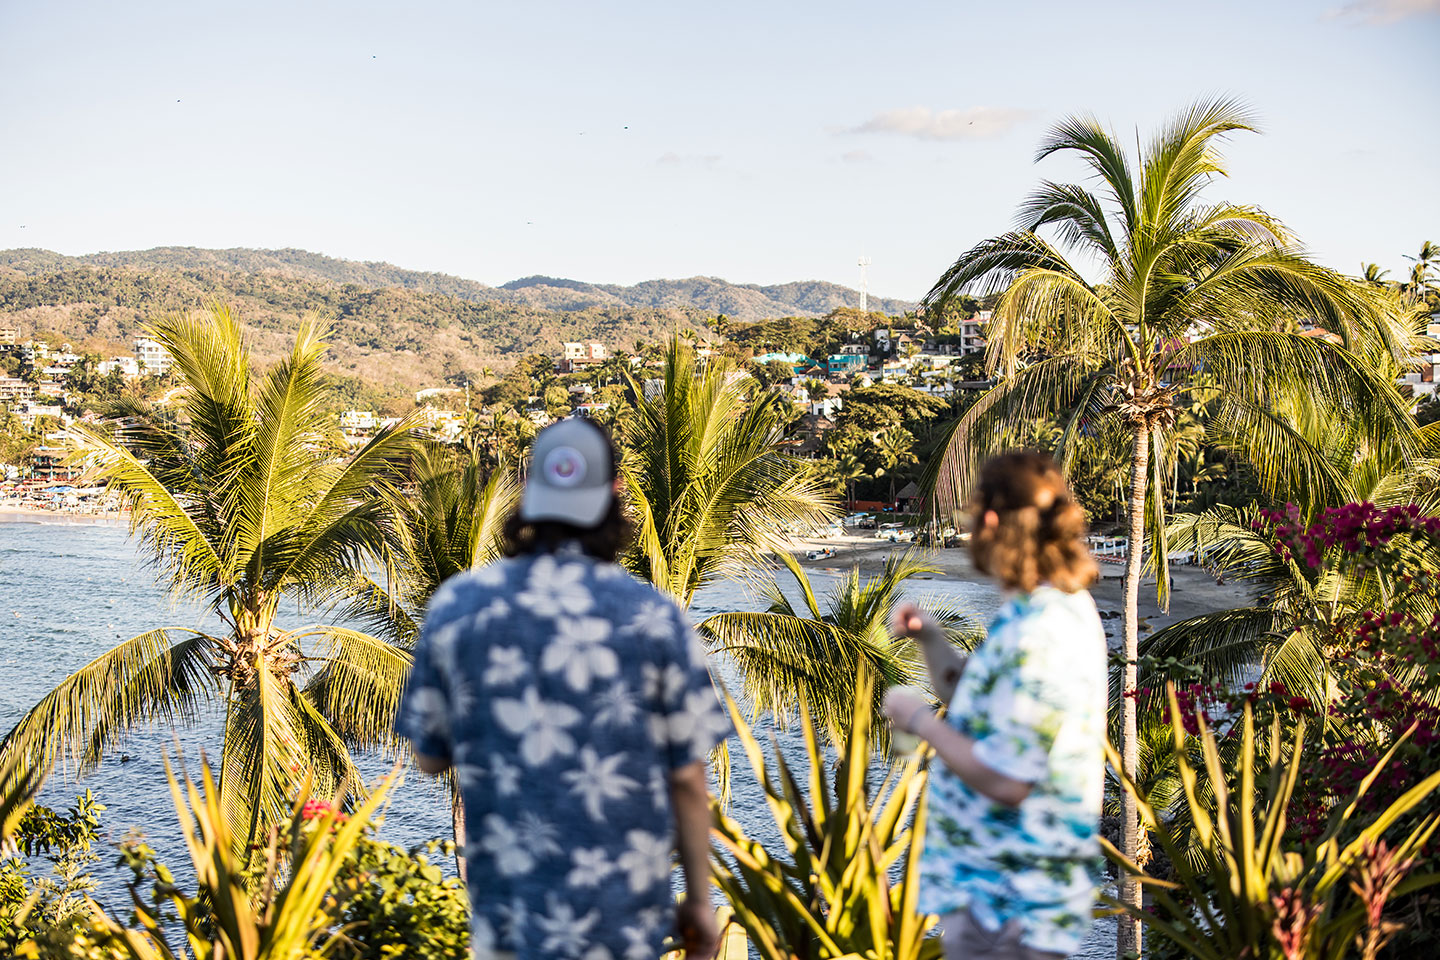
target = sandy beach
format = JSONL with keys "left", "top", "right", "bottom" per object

{"left": 0, "top": 505, "right": 127, "bottom": 526}
{"left": 787, "top": 532, "right": 1251, "bottom": 644}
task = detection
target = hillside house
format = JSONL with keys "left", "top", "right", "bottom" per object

{"left": 134, "top": 337, "right": 174, "bottom": 375}
{"left": 961, "top": 312, "right": 989, "bottom": 354}
{"left": 0, "top": 378, "right": 37, "bottom": 403}
{"left": 98, "top": 357, "right": 140, "bottom": 379}
{"left": 557, "top": 341, "right": 607, "bottom": 373}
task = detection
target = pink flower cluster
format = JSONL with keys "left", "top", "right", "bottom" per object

{"left": 300, "top": 798, "right": 349, "bottom": 823}
{"left": 1255, "top": 501, "right": 1440, "bottom": 569}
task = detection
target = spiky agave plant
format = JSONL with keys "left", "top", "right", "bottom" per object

{"left": 710, "top": 668, "right": 942, "bottom": 960}
{"left": 0, "top": 304, "right": 419, "bottom": 854}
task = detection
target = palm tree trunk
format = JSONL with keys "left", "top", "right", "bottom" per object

{"left": 449, "top": 777, "right": 468, "bottom": 884}
{"left": 1117, "top": 423, "right": 1148, "bottom": 960}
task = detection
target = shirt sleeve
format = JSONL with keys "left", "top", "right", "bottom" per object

{"left": 394, "top": 608, "right": 456, "bottom": 763}
{"left": 966, "top": 633, "right": 1065, "bottom": 785}
{"left": 647, "top": 606, "right": 729, "bottom": 771}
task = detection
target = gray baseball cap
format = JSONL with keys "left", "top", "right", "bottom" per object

{"left": 519, "top": 418, "right": 615, "bottom": 527}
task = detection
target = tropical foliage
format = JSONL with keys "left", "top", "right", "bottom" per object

{"left": 919, "top": 96, "right": 1412, "bottom": 948}
{"left": 699, "top": 552, "right": 977, "bottom": 750}
{"left": 0, "top": 305, "right": 419, "bottom": 853}
{"left": 710, "top": 673, "right": 941, "bottom": 960}
{"left": 618, "top": 335, "right": 837, "bottom": 607}
{"left": 1103, "top": 687, "right": 1440, "bottom": 960}
{"left": 75, "top": 760, "right": 407, "bottom": 960}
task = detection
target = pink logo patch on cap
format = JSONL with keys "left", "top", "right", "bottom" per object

{"left": 543, "top": 446, "right": 587, "bottom": 487}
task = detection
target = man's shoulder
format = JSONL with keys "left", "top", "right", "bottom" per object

{"left": 427, "top": 559, "right": 522, "bottom": 621}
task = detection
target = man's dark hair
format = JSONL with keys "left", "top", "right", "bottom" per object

{"left": 502, "top": 420, "right": 634, "bottom": 562}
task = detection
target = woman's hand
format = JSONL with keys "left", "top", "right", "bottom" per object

{"left": 891, "top": 601, "right": 933, "bottom": 640}
{"left": 883, "top": 686, "right": 932, "bottom": 735}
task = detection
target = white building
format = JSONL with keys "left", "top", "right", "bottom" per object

{"left": 961, "top": 311, "right": 990, "bottom": 355}
{"left": 98, "top": 357, "right": 141, "bottom": 379}
{"left": 340, "top": 410, "right": 378, "bottom": 432}
{"left": 134, "top": 337, "right": 174, "bottom": 375}
{"left": 1401, "top": 318, "right": 1440, "bottom": 398}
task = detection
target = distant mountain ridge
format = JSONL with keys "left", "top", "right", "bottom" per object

{"left": 0, "top": 247, "right": 915, "bottom": 321}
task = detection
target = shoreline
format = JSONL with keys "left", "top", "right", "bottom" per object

{"left": 0, "top": 506, "right": 127, "bottom": 526}
{"left": 786, "top": 532, "right": 1252, "bottom": 643}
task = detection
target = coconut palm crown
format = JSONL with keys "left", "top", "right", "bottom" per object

{"left": 0, "top": 305, "right": 419, "bottom": 852}
{"left": 921, "top": 97, "right": 1415, "bottom": 954}
{"left": 618, "top": 336, "right": 838, "bottom": 607}
{"left": 700, "top": 551, "right": 979, "bottom": 751}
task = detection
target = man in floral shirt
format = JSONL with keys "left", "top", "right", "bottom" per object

{"left": 397, "top": 419, "right": 728, "bottom": 960}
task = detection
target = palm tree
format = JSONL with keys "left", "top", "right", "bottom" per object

{"left": 1362, "top": 262, "right": 1393, "bottom": 287}
{"left": 358, "top": 442, "right": 519, "bottom": 879}
{"left": 699, "top": 552, "right": 978, "bottom": 751}
{"left": 1145, "top": 336, "right": 1440, "bottom": 708}
{"left": 921, "top": 97, "right": 1412, "bottom": 953}
{"left": 618, "top": 336, "right": 837, "bottom": 608}
{"left": 0, "top": 305, "right": 418, "bottom": 854}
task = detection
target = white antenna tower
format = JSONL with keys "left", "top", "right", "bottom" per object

{"left": 857, "top": 256, "right": 872, "bottom": 313}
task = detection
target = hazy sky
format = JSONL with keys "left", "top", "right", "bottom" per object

{"left": 2, "top": 0, "right": 1437, "bottom": 300}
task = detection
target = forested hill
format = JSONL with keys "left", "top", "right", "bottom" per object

{"left": 0, "top": 247, "right": 912, "bottom": 395}
{"left": 0, "top": 247, "right": 915, "bottom": 319}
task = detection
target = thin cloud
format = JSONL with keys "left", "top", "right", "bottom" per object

{"left": 840, "top": 149, "right": 873, "bottom": 163}
{"left": 657, "top": 152, "right": 721, "bottom": 167}
{"left": 1325, "top": 0, "right": 1439, "bottom": 23}
{"left": 846, "top": 106, "right": 1037, "bottom": 141}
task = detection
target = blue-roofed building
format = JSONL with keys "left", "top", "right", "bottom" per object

{"left": 753, "top": 352, "right": 814, "bottom": 375}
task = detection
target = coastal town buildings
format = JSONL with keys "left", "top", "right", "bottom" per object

{"left": 133, "top": 337, "right": 174, "bottom": 376}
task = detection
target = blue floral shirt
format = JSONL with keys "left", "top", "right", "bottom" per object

{"left": 396, "top": 546, "right": 728, "bottom": 960}
{"left": 919, "top": 585, "right": 1108, "bottom": 955}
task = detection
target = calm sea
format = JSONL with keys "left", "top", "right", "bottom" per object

{"left": 0, "top": 521, "right": 1110, "bottom": 957}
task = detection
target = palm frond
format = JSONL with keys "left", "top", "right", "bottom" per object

{"left": 926, "top": 355, "right": 1100, "bottom": 515}
{"left": 300, "top": 626, "right": 412, "bottom": 753}
{"left": 1, "top": 629, "right": 219, "bottom": 781}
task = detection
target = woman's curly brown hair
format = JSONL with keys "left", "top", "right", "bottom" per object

{"left": 969, "top": 451, "right": 1097, "bottom": 593}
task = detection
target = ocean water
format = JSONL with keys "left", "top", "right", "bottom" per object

{"left": 0, "top": 521, "right": 1111, "bottom": 957}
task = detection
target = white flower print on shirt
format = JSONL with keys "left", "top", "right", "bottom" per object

{"left": 480, "top": 811, "right": 561, "bottom": 877}
{"left": 593, "top": 681, "right": 640, "bottom": 728}
{"left": 483, "top": 645, "right": 528, "bottom": 687}
{"left": 516, "top": 554, "right": 593, "bottom": 618}
{"left": 493, "top": 686, "right": 582, "bottom": 766}
{"left": 471, "top": 915, "right": 497, "bottom": 953}
{"left": 542, "top": 616, "right": 619, "bottom": 691}
{"left": 472, "top": 563, "right": 507, "bottom": 587}
{"left": 648, "top": 768, "right": 667, "bottom": 811}
{"left": 489, "top": 753, "right": 521, "bottom": 796}
{"left": 561, "top": 746, "right": 639, "bottom": 820}
{"left": 566, "top": 846, "right": 616, "bottom": 887}
{"left": 661, "top": 689, "right": 730, "bottom": 759}
{"left": 430, "top": 621, "right": 463, "bottom": 668}
{"left": 497, "top": 897, "right": 529, "bottom": 947}
{"left": 616, "top": 830, "right": 671, "bottom": 892}
{"left": 624, "top": 601, "right": 675, "bottom": 640}
{"left": 620, "top": 907, "right": 665, "bottom": 960}
{"left": 455, "top": 763, "right": 484, "bottom": 790}
{"left": 641, "top": 662, "right": 687, "bottom": 703}
{"left": 536, "top": 894, "right": 601, "bottom": 957}
{"left": 407, "top": 687, "right": 450, "bottom": 741}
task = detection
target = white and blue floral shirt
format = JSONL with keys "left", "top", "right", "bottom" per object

{"left": 396, "top": 546, "right": 728, "bottom": 960}
{"left": 919, "top": 585, "right": 1108, "bottom": 955}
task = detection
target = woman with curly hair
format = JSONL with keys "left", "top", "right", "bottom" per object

{"left": 885, "top": 451, "right": 1106, "bottom": 960}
